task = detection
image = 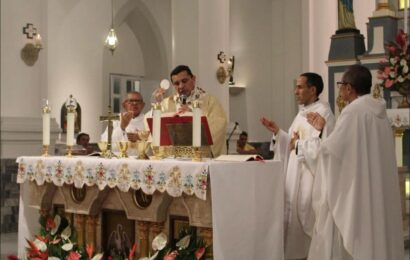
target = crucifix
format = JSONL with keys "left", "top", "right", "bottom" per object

{"left": 100, "top": 106, "right": 120, "bottom": 158}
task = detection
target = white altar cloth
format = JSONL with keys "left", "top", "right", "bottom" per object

{"left": 210, "top": 160, "right": 284, "bottom": 260}
{"left": 16, "top": 156, "right": 208, "bottom": 200}
{"left": 16, "top": 157, "right": 285, "bottom": 259}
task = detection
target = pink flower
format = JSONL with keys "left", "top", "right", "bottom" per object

{"left": 195, "top": 247, "right": 206, "bottom": 259}
{"left": 67, "top": 251, "right": 81, "bottom": 260}
{"left": 388, "top": 46, "right": 396, "bottom": 53}
{"left": 385, "top": 79, "right": 395, "bottom": 88}
{"left": 163, "top": 250, "right": 178, "bottom": 260}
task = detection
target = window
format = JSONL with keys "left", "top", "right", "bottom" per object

{"left": 109, "top": 74, "right": 142, "bottom": 113}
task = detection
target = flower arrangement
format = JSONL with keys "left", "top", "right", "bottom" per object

{"left": 9, "top": 213, "right": 104, "bottom": 260}
{"left": 139, "top": 227, "right": 207, "bottom": 260}
{"left": 378, "top": 29, "right": 410, "bottom": 89}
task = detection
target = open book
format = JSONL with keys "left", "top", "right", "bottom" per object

{"left": 214, "top": 154, "right": 264, "bottom": 162}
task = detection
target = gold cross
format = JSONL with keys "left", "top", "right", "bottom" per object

{"left": 100, "top": 106, "right": 120, "bottom": 154}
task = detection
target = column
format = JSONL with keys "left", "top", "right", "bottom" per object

{"left": 74, "top": 214, "right": 86, "bottom": 247}
{"left": 373, "top": 0, "right": 395, "bottom": 17}
{"left": 137, "top": 221, "right": 150, "bottom": 257}
{"left": 150, "top": 221, "right": 164, "bottom": 239}
{"left": 85, "top": 215, "right": 98, "bottom": 247}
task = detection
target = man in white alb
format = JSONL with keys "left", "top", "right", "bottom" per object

{"left": 305, "top": 64, "right": 404, "bottom": 260}
{"left": 101, "top": 91, "right": 146, "bottom": 143}
{"left": 261, "top": 72, "right": 335, "bottom": 259}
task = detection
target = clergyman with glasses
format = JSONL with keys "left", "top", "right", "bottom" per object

{"left": 101, "top": 91, "right": 146, "bottom": 143}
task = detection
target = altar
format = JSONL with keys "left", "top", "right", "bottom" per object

{"left": 16, "top": 156, "right": 285, "bottom": 260}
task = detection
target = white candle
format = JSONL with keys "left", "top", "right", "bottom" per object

{"left": 42, "top": 112, "right": 50, "bottom": 145}
{"left": 192, "top": 106, "right": 201, "bottom": 147}
{"left": 66, "top": 112, "right": 75, "bottom": 146}
{"left": 405, "top": 0, "right": 408, "bottom": 35}
{"left": 152, "top": 108, "right": 161, "bottom": 146}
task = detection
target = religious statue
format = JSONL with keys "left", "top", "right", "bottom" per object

{"left": 338, "top": 0, "right": 356, "bottom": 30}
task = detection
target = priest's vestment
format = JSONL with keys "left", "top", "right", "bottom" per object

{"left": 308, "top": 95, "right": 404, "bottom": 260}
{"left": 160, "top": 91, "right": 227, "bottom": 157}
{"left": 271, "top": 100, "right": 335, "bottom": 259}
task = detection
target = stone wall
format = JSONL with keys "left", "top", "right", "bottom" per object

{"left": 1, "top": 159, "right": 19, "bottom": 233}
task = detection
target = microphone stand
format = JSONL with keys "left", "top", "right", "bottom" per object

{"left": 226, "top": 122, "right": 239, "bottom": 154}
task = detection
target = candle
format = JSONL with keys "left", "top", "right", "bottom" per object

{"left": 405, "top": 0, "right": 408, "bottom": 35}
{"left": 42, "top": 101, "right": 50, "bottom": 146}
{"left": 66, "top": 111, "right": 75, "bottom": 146}
{"left": 192, "top": 102, "right": 201, "bottom": 147}
{"left": 152, "top": 106, "right": 161, "bottom": 146}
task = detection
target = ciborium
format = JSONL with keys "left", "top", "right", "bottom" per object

{"left": 136, "top": 130, "right": 150, "bottom": 159}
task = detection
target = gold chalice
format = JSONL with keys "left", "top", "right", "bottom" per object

{"left": 117, "top": 141, "right": 129, "bottom": 158}
{"left": 136, "top": 130, "right": 150, "bottom": 159}
{"left": 98, "top": 141, "right": 108, "bottom": 157}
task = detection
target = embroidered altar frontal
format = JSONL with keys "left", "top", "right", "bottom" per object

{"left": 16, "top": 156, "right": 209, "bottom": 200}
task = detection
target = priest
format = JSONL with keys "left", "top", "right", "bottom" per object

{"left": 101, "top": 91, "right": 146, "bottom": 143}
{"left": 261, "top": 72, "right": 335, "bottom": 259}
{"left": 306, "top": 65, "right": 404, "bottom": 260}
{"left": 157, "top": 65, "right": 227, "bottom": 157}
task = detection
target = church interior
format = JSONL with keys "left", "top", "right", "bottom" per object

{"left": 1, "top": 0, "right": 409, "bottom": 259}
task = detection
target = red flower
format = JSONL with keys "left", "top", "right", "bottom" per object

{"left": 396, "top": 29, "right": 406, "bottom": 50}
{"left": 67, "top": 251, "right": 81, "bottom": 260}
{"left": 195, "top": 247, "right": 205, "bottom": 260}
{"left": 86, "top": 244, "right": 94, "bottom": 259}
{"left": 128, "top": 242, "right": 137, "bottom": 260}
{"left": 7, "top": 255, "right": 19, "bottom": 260}
{"left": 45, "top": 218, "right": 55, "bottom": 231}
{"left": 163, "top": 250, "right": 178, "bottom": 260}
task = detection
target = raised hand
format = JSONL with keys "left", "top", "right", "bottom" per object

{"left": 306, "top": 112, "right": 326, "bottom": 131}
{"left": 260, "top": 117, "right": 279, "bottom": 135}
{"left": 120, "top": 111, "right": 134, "bottom": 131}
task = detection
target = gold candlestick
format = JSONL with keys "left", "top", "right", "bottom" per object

{"left": 66, "top": 145, "right": 73, "bottom": 157}
{"left": 150, "top": 146, "right": 163, "bottom": 160}
{"left": 42, "top": 145, "right": 49, "bottom": 157}
{"left": 192, "top": 146, "right": 202, "bottom": 162}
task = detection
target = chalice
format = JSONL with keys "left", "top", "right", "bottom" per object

{"left": 136, "top": 130, "right": 150, "bottom": 159}
{"left": 117, "top": 141, "right": 129, "bottom": 158}
{"left": 97, "top": 141, "right": 108, "bottom": 158}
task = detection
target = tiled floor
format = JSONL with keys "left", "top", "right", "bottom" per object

{"left": 1, "top": 231, "right": 409, "bottom": 259}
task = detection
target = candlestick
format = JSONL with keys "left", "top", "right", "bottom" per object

{"left": 405, "top": 0, "right": 408, "bottom": 35}
{"left": 66, "top": 111, "right": 75, "bottom": 146}
{"left": 42, "top": 100, "right": 51, "bottom": 146}
{"left": 192, "top": 101, "right": 201, "bottom": 147}
{"left": 152, "top": 103, "right": 161, "bottom": 147}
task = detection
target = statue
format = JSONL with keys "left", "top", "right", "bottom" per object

{"left": 338, "top": 0, "right": 356, "bottom": 30}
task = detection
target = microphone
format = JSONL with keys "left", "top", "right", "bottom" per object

{"left": 226, "top": 121, "right": 239, "bottom": 154}
{"left": 180, "top": 94, "right": 187, "bottom": 105}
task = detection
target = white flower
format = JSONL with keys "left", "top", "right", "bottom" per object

{"left": 61, "top": 242, "right": 73, "bottom": 251}
{"left": 400, "top": 58, "right": 407, "bottom": 66}
{"left": 398, "top": 76, "right": 405, "bottom": 82}
{"left": 176, "top": 235, "right": 191, "bottom": 250}
{"left": 33, "top": 238, "right": 47, "bottom": 252}
{"left": 403, "top": 65, "right": 409, "bottom": 74}
{"left": 389, "top": 71, "right": 396, "bottom": 78}
{"left": 51, "top": 215, "right": 61, "bottom": 235}
{"left": 91, "top": 253, "right": 104, "bottom": 260}
{"left": 61, "top": 226, "right": 72, "bottom": 240}
{"left": 48, "top": 257, "right": 61, "bottom": 260}
{"left": 390, "top": 57, "right": 397, "bottom": 65}
{"left": 152, "top": 232, "right": 167, "bottom": 251}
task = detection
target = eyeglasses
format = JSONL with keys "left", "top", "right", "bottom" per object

{"left": 336, "top": 81, "right": 349, "bottom": 88}
{"left": 127, "top": 99, "right": 143, "bottom": 105}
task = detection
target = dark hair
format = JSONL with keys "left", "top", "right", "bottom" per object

{"left": 343, "top": 64, "right": 372, "bottom": 95}
{"left": 300, "top": 72, "right": 324, "bottom": 96}
{"left": 170, "top": 65, "right": 194, "bottom": 80}
{"left": 76, "top": 132, "right": 89, "bottom": 144}
{"left": 240, "top": 131, "right": 248, "bottom": 137}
